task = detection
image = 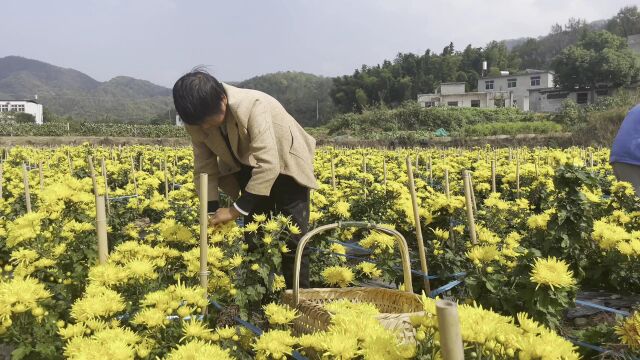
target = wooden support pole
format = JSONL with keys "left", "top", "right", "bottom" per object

{"left": 516, "top": 155, "right": 521, "bottom": 198}
{"left": 22, "top": 163, "right": 31, "bottom": 213}
{"left": 101, "top": 158, "right": 110, "bottom": 215}
{"left": 463, "top": 171, "right": 477, "bottom": 245}
{"left": 199, "top": 173, "right": 209, "bottom": 315}
{"left": 469, "top": 174, "right": 477, "bottom": 214}
{"left": 67, "top": 150, "right": 74, "bottom": 175}
{"left": 87, "top": 156, "right": 98, "bottom": 198}
{"left": 0, "top": 163, "right": 3, "bottom": 200}
{"left": 436, "top": 300, "right": 464, "bottom": 360}
{"left": 163, "top": 158, "right": 169, "bottom": 199}
{"left": 383, "top": 157, "right": 387, "bottom": 185}
{"left": 406, "top": 157, "right": 431, "bottom": 293}
{"left": 330, "top": 158, "right": 336, "bottom": 190}
{"left": 39, "top": 160, "right": 44, "bottom": 192}
{"left": 491, "top": 160, "right": 497, "bottom": 193}
{"left": 96, "top": 196, "right": 108, "bottom": 264}
{"left": 130, "top": 157, "right": 139, "bottom": 206}
{"left": 428, "top": 156, "right": 433, "bottom": 186}
{"left": 444, "top": 168, "right": 450, "bottom": 199}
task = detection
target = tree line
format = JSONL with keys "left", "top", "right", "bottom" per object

{"left": 330, "top": 6, "right": 640, "bottom": 114}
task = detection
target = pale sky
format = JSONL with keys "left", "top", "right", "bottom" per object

{"left": 0, "top": 0, "right": 635, "bottom": 87}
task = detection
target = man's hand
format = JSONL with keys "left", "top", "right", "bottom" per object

{"left": 209, "top": 207, "right": 241, "bottom": 226}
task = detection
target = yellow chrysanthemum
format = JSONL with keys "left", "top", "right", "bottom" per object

{"left": 529, "top": 257, "right": 576, "bottom": 290}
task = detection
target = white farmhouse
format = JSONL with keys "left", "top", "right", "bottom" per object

{"left": 478, "top": 69, "right": 555, "bottom": 111}
{"left": 0, "top": 99, "right": 44, "bottom": 124}
{"left": 417, "top": 82, "right": 513, "bottom": 109}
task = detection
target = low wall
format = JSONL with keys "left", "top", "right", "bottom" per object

{"left": 0, "top": 136, "right": 191, "bottom": 147}
{"left": 1, "top": 133, "right": 578, "bottom": 148}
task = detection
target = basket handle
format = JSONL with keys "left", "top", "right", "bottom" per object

{"left": 292, "top": 221, "right": 414, "bottom": 306}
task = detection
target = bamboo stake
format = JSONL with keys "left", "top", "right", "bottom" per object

{"left": 0, "top": 163, "right": 3, "bottom": 200}
{"left": 436, "top": 300, "right": 464, "bottom": 360}
{"left": 362, "top": 155, "right": 367, "bottom": 200}
{"left": 67, "top": 150, "right": 73, "bottom": 175}
{"left": 87, "top": 156, "right": 98, "bottom": 198}
{"left": 199, "top": 173, "right": 209, "bottom": 315}
{"left": 463, "top": 171, "right": 477, "bottom": 244}
{"left": 130, "top": 157, "right": 139, "bottom": 206}
{"left": 330, "top": 158, "right": 336, "bottom": 190}
{"left": 491, "top": 160, "right": 497, "bottom": 193}
{"left": 445, "top": 167, "right": 455, "bottom": 247}
{"left": 516, "top": 155, "right": 521, "bottom": 198}
{"left": 428, "top": 156, "right": 433, "bottom": 186}
{"left": 444, "top": 168, "right": 450, "bottom": 199}
{"left": 163, "top": 159, "right": 169, "bottom": 199}
{"left": 383, "top": 157, "right": 387, "bottom": 185}
{"left": 22, "top": 163, "right": 31, "bottom": 213}
{"left": 39, "top": 160, "right": 44, "bottom": 192}
{"left": 101, "top": 158, "right": 110, "bottom": 215}
{"left": 469, "top": 174, "right": 477, "bottom": 214}
{"left": 406, "top": 157, "right": 431, "bottom": 293}
{"left": 96, "top": 196, "right": 108, "bottom": 264}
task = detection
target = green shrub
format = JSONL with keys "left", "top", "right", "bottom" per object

{"left": 460, "top": 121, "right": 564, "bottom": 137}
{"left": 326, "top": 101, "right": 550, "bottom": 136}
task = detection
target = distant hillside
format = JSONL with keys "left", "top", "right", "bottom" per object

{"left": 238, "top": 71, "right": 336, "bottom": 127}
{"left": 0, "top": 56, "right": 173, "bottom": 123}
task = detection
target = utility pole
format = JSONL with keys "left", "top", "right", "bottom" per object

{"left": 316, "top": 99, "right": 319, "bottom": 123}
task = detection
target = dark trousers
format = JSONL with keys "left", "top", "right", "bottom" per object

{"left": 237, "top": 168, "right": 311, "bottom": 289}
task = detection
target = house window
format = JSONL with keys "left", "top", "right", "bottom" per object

{"left": 576, "top": 92, "right": 589, "bottom": 104}
{"left": 424, "top": 101, "right": 435, "bottom": 108}
{"left": 0, "top": 104, "right": 7, "bottom": 112}
{"left": 471, "top": 100, "right": 480, "bottom": 108}
{"left": 17, "top": 105, "right": 25, "bottom": 112}
{"left": 507, "top": 79, "right": 517, "bottom": 88}
{"left": 447, "top": 101, "right": 458, "bottom": 107}
{"left": 10, "top": 105, "right": 17, "bottom": 111}
{"left": 513, "top": 99, "right": 518, "bottom": 107}
{"left": 485, "top": 80, "right": 494, "bottom": 90}
{"left": 595, "top": 89, "right": 609, "bottom": 96}
{"left": 530, "top": 76, "right": 541, "bottom": 86}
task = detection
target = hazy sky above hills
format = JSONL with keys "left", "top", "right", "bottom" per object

{"left": 0, "top": 0, "right": 635, "bottom": 87}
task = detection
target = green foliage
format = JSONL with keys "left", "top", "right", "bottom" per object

{"left": 606, "top": 6, "right": 640, "bottom": 38}
{"left": 0, "top": 122, "right": 187, "bottom": 138}
{"left": 461, "top": 121, "right": 563, "bottom": 137}
{"left": 552, "top": 30, "right": 640, "bottom": 89}
{"left": 330, "top": 42, "right": 520, "bottom": 113}
{"left": 13, "top": 112, "right": 35, "bottom": 123}
{"left": 237, "top": 71, "right": 336, "bottom": 127}
{"left": 327, "top": 101, "right": 548, "bottom": 136}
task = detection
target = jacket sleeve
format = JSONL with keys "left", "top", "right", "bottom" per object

{"left": 192, "top": 137, "right": 221, "bottom": 210}
{"left": 243, "top": 99, "right": 280, "bottom": 197}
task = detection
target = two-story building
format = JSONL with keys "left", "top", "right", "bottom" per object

{"left": 417, "top": 82, "right": 513, "bottom": 109}
{"left": 0, "top": 99, "right": 44, "bottom": 124}
{"left": 478, "top": 69, "right": 555, "bottom": 111}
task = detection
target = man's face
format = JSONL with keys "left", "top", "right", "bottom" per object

{"left": 201, "top": 96, "right": 227, "bottom": 130}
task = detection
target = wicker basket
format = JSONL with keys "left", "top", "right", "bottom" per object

{"left": 282, "top": 222, "right": 424, "bottom": 343}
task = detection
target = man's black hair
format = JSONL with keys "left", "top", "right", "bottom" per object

{"left": 172, "top": 68, "right": 226, "bottom": 125}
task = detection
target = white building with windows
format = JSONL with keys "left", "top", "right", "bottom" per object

{"left": 417, "top": 82, "right": 513, "bottom": 109}
{"left": 0, "top": 99, "right": 44, "bottom": 124}
{"left": 478, "top": 69, "right": 554, "bottom": 111}
{"left": 529, "top": 86, "right": 622, "bottom": 113}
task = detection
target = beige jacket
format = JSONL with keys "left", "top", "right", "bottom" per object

{"left": 185, "top": 83, "right": 318, "bottom": 202}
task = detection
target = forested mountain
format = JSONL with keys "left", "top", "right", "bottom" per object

{"left": 0, "top": 56, "right": 173, "bottom": 123}
{"left": 237, "top": 72, "right": 336, "bottom": 126}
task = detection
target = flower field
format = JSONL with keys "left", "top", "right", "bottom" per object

{"left": 0, "top": 144, "right": 639, "bottom": 359}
